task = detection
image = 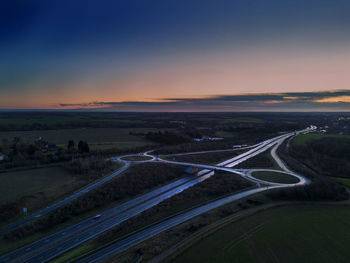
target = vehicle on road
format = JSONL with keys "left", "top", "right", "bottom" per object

{"left": 93, "top": 214, "right": 101, "bottom": 220}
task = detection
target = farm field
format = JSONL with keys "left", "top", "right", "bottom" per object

{"left": 173, "top": 205, "right": 350, "bottom": 263}
{"left": 0, "top": 128, "right": 158, "bottom": 150}
{"left": 220, "top": 117, "right": 264, "bottom": 124}
{"left": 251, "top": 171, "right": 299, "bottom": 184}
{"left": 0, "top": 166, "right": 88, "bottom": 210}
{"left": 293, "top": 133, "right": 350, "bottom": 145}
{"left": 0, "top": 113, "right": 265, "bottom": 128}
{"left": 0, "top": 114, "right": 147, "bottom": 126}
{"left": 215, "top": 131, "right": 236, "bottom": 138}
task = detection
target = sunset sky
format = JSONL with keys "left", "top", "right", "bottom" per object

{"left": 1, "top": 0, "right": 350, "bottom": 111}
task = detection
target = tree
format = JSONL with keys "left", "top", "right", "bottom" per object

{"left": 78, "top": 141, "right": 90, "bottom": 153}
{"left": 67, "top": 140, "right": 75, "bottom": 152}
{"left": 1, "top": 138, "right": 10, "bottom": 155}
{"left": 26, "top": 144, "right": 37, "bottom": 156}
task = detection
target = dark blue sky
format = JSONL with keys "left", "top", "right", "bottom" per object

{"left": 1, "top": 0, "right": 350, "bottom": 110}
{"left": 2, "top": 0, "right": 350, "bottom": 53}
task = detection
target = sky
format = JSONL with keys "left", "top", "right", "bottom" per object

{"left": 1, "top": 0, "right": 350, "bottom": 111}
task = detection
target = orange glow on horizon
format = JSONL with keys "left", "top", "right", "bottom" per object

{"left": 313, "top": 96, "right": 350, "bottom": 103}
{"left": 1, "top": 47, "right": 350, "bottom": 109}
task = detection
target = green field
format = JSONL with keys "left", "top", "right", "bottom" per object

{"left": 0, "top": 115, "right": 146, "bottom": 126}
{"left": 0, "top": 114, "right": 264, "bottom": 128}
{"left": 169, "top": 116, "right": 264, "bottom": 124}
{"left": 251, "top": 171, "right": 299, "bottom": 184}
{"left": 220, "top": 117, "right": 264, "bottom": 124}
{"left": 215, "top": 131, "right": 236, "bottom": 138}
{"left": 174, "top": 205, "right": 350, "bottom": 263}
{"left": 121, "top": 155, "right": 153, "bottom": 161}
{"left": 294, "top": 133, "right": 350, "bottom": 145}
{"left": 0, "top": 128, "right": 158, "bottom": 150}
{"left": 331, "top": 177, "right": 350, "bottom": 188}
{"left": 0, "top": 166, "right": 87, "bottom": 209}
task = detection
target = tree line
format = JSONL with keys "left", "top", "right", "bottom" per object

{"left": 267, "top": 139, "right": 349, "bottom": 202}
{"left": 289, "top": 137, "right": 350, "bottom": 178}
{"left": 0, "top": 137, "right": 92, "bottom": 171}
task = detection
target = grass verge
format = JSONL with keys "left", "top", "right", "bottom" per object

{"left": 251, "top": 171, "right": 299, "bottom": 184}
{"left": 330, "top": 177, "right": 350, "bottom": 188}
{"left": 121, "top": 156, "right": 153, "bottom": 161}
{"left": 293, "top": 133, "right": 350, "bottom": 145}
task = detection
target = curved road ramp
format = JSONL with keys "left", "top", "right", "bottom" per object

{"left": 0, "top": 126, "right": 315, "bottom": 263}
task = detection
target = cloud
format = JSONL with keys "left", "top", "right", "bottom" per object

{"left": 59, "top": 90, "right": 350, "bottom": 111}
{"left": 312, "top": 95, "right": 350, "bottom": 103}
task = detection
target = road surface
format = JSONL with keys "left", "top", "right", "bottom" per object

{"left": 76, "top": 127, "right": 315, "bottom": 263}
{"left": 77, "top": 186, "right": 285, "bottom": 263}
{"left": 0, "top": 170, "right": 216, "bottom": 263}
{"left": 0, "top": 126, "right": 316, "bottom": 263}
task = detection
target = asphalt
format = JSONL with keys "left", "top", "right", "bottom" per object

{"left": 160, "top": 143, "right": 260, "bottom": 157}
{"left": 0, "top": 126, "right": 316, "bottom": 263}
{"left": 76, "top": 127, "right": 316, "bottom": 263}
{"left": 77, "top": 186, "right": 281, "bottom": 263}
{"left": 0, "top": 172, "right": 216, "bottom": 263}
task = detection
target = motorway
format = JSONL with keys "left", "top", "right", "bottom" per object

{"left": 160, "top": 143, "right": 260, "bottom": 157}
{"left": 76, "top": 127, "right": 315, "bottom": 263}
{"left": 0, "top": 126, "right": 316, "bottom": 263}
{"left": 0, "top": 161, "right": 131, "bottom": 235}
{"left": 77, "top": 186, "right": 278, "bottom": 263}
{"left": 0, "top": 171, "right": 216, "bottom": 263}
